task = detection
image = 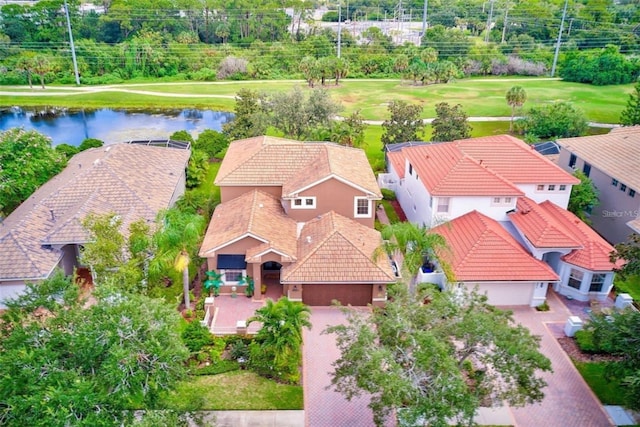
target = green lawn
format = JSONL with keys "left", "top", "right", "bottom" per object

{"left": 574, "top": 362, "right": 626, "bottom": 405}
{"left": 0, "top": 77, "right": 632, "bottom": 124}
{"left": 614, "top": 274, "right": 640, "bottom": 301}
{"left": 161, "top": 371, "right": 303, "bottom": 410}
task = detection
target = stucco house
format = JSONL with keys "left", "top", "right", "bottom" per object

{"left": 0, "top": 142, "right": 190, "bottom": 307}
{"left": 557, "top": 126, "right": 640, "bottom": 244}
{"left": 199, "top": 136, "right": 395, "bottom": 306}
{"left": 380, "top": 135, "right": 620, "bottom": 306}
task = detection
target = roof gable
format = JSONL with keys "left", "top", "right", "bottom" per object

{"left": 508, "top": 197, "right": 582, "bottom": 248}
{"left": 281, "top": 211, "right": 395, "bottom": 283}
{"left": 216, "top": 136, "right": 381, "bottom": 197}
{"left": 431, "top": 211, "right": 558, "bottom": 282}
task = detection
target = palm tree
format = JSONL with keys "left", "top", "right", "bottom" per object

{"left": 506, "top": 86, "right": 527, "bottom": 132}
{"left": 376, "top": 221, "right": 448, "bottom": 293}
{"left": 149, "top": 208, "right": 205, "bottom": 309}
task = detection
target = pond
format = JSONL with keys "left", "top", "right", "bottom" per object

{"left": 0, "top": 107, "right": 234, "bottom": 146}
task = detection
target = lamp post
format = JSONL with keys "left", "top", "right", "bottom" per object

{"left": 63, "top": 0, "right": 80, "bottom": 85}
{"left": 551, "top": 0, "right": 569, "bottom": 77}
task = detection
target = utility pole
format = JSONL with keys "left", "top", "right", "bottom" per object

{"left": 501, "top": 8, "right": 509, "bottom": 43}
{"left": 421, "top": 0, "right": 428, "bottom": 36}
{"left": 337, "top": 4, "right": 342, "bottom": 58}
{"left": 484, "top": 0, "right": 494, "bottom": 43}
{"left": 551, "top": 0, "right": 569, "bottom": 77}
{"left": 64, "top": 0, "right": 80, "bottom": 85}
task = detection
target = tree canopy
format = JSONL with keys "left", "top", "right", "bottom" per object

{"left": 516, "top": 102, "right": 588, "bottom": 140}
{"left": 0, "top": 271, "right": 190, "bottom": 426}
{"left": 506, "top": 86, "right": 527, "bottom": 132}
{"left": 612, "top": 233, "right": 640, "bottom": 277}
{"left": 568, "top": 170, "right": 599, "bottom": 223}
{"left": 620, "top": 80, "right": 640, "bottom": 126}
{"left": 381, "top": 100, "right": 424, "bottom": 147}
{"left": 327, "top": 286, "right": 552, "bottom": 427}
{"left": 431, "top": 102, "right": 472, "bottom": 142}
{"left": 0, "top": 128, "right": 66, "bottom": 215}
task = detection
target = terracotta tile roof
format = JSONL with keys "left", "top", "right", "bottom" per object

{"left": 387, "top": 151, "right": 406, "bottom": 179}
{"left": 508, "top": 197, "right": 582, "bottom": 248}
{"left": 215, "top": 136, "right": 381, "bottom": 197}
{"left": 281, "top": 211, "right": 396, "bottom": 284}
{"left": 404, "top": 143, "right": 523, "bottom": 196}
{"left": 431, "top": 211, "right": 558, "bottom": 282}
{"left": 557, "top": 128, "right": 640, "bottom": 190}
{"left": 455, "top": 135, "right": 579, "bottom": 184}
{"left": 536, "top": 201, "right": 623, "bottom": 271}
{"left": 199, "top": 190, "right": 297, "bottom": 261}
{"left": 0, "top": 144, "right": 190, "bottom": 281}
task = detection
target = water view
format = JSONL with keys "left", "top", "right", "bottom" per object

{"left": 0, "top": 107, "right": 234, "bottom": 146}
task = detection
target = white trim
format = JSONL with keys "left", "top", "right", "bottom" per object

{"left": 221, "top": 268, "right": 246, "bottom": 284}
{"left": 291, "top": 196, "right": 317, "bottom": 209}
{"left": 286, "top": 174, "right": 380, "bottom": 199}
{"left": 354, "top": 197, "right": 372, "bottom": 218}
{"left": 247, "top": 247, "right": 296, "bottom": 261}
{"left": 202, "top": 233, "right": 268, "bottom": 255}
{"left": 436, "top": 197, "right": 450, "bottom": 214}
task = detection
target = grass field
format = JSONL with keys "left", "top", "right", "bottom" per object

{"left": 0, "top": 77, "right": 632, "bottom": 124}
{"left": 574, "top": 362, "right": 626, "bottom": 405}
{"left": 161, "top": 371, "right": 304, "bottom": 410}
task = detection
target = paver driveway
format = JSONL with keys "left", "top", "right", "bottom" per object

{"left": 507, "top": 291, "right": 614, "bottom": 427}
{"left": 303, "top": 307, "right": 391, "bottom": 427}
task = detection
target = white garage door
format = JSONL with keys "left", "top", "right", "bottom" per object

{"left": 465, "top": 282, "right": 534, "bottom": 306}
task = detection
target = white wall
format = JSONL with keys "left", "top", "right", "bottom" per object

{"left": 555, "top": 262, "right": 615, "bottom": 302}
{"left": 517, "top": 183, "right": 572, "bottom": 209}
{"left": 445, "top": 195, "right": 517, "bottom": 223}
{"left": 0, "top": 281, "right": 27, "bottom": 309}
{"left": 398, "top": 163, "right": 433, "bottom": 227}
{"left": 456, "top": 281, "right": 538, "bottom": 306}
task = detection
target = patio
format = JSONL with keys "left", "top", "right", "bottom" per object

{"left": 207, "top": 280, "right": 284, "bottom": 335}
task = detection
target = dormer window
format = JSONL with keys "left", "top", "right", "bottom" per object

{"left": 292, "top": 197, "right": 316, "bottom": 209}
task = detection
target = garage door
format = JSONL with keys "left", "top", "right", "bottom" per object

{"left": 302, "top": 284, "right": 372, "bottom": 306}
{"left": 469, "top": 282, "right": 534, "bottom": 306}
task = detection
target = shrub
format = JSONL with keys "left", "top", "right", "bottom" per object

{"left": 191, "top": 359, "right": 240, "bottom": 375}
{"left": 78, "top": 138, "right": 104, "bottom": 151}
{"left": 194, "top": 129, "right": 229, "bottom": 159}
{"left": 575, "top": 329, "right": 599, "bottom": 353}
{"left": 381, "top": 188, "right": 397, "bottom": 201}
{"left": 181, "top": 321, "right": 214, "bottom": 353}
{"left": 217, "top": 56, "right": 249, "bottom": 80}
{"left": 535, "top": 301, "right": 550, "bottom": 312}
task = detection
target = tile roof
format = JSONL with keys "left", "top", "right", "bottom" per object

{"left": 455, "top": 135, "right": 579, "bottom": 184}
{"left": 198, "top": 190, "right": 298, "bottom": 261}
{"left": 0, "top": 144, "right": 190, "bottom": 281}
{"left": 215, "top": 136, "right": 381, "bottom": 197}
{"left": 281, "top": 211, "right": 396, "bottom": 284}
{"left": 508, "top": 197, "right": 582, "bottom": 248}
{"left": 536, "top": 201, "right": 623, "bottom": 271}
{"left": 387, "top": 151, "right": 406, "bottom": 179}
{"left": 431, "top": 211, "right": 559, "bottom": 282}
{"left": 404, "top": 142, "right": 524, "bottom": 196}
{"left": 557, "top": 127, "right": 640, "bottom": 190}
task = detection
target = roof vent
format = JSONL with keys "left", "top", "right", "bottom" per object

{"left": 50, "top": 209, "right": 55, "bottom": 221}
{"left": 305, "top": 236, "right": 312, "bottom": 244}
{"left": 105, "top": 146, "right": 111, "bottom": 152}
{"left": 259, "top": 203, "right": 264, "bottom": 208}
{"left": 93, "top": 159, "right": 101, "bottom": 166}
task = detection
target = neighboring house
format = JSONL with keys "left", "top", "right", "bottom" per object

{"left": 382, "top": 135, "right": 578, "bottom": 228}
{"left": 556, "top": 127, "right": 640, "bottom": 244}
{"left": 381, "top": 135, "right": 621, "bottom": 306}
{"left": 199, "top": 136, "right": 395, "bottom": 306}
{"left": 0, "top": 142, "right": 190, "bottom": 307}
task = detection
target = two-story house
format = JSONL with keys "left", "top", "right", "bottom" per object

{"left": 557, "top": 127, "right": 640, "bottom": 244}
{"left": 198, "top": 136, "right": 396, "bottom": 306}
{"left": 381, "top": 135, "right": 621, "bottom": 306}
{"left": 0, "top": 142, "right": 190, "bottom": 307}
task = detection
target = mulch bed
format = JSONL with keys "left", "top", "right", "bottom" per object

{"left": 557, "top": 337, "right": 622, "bottom": 363}
{"left": 390, "top": 200, "right": 408, "bottom": 222}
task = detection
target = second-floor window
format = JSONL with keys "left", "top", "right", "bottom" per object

{"left": 437, "top": 197, "right": 450, "bottom": 213}
{"left": 292, "top": 197, "right": 316, "bottom": 209}
{"left": 583, "top": 163, "right": 591, "bottom": 177}
{"left": 569, "top": 153, "right": 577, "bottom": 168}
{"left": 354, "top": 197, "right": 372, "bottom": 218}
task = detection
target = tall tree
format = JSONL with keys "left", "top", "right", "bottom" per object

{"left": 506, "top": 86, "right": 527, "bottom": 132}
{"left": 568, "top": 170, "right": 599, "bottom": 223}
{"left": 149, "top": 208, "right": 205, "bottom": 309}
{"left": 381, "top": 100, "right": 424, "bottom": 148}
{"left": 247, "top": 297, "right": 311, "bottom": 384}
{"left": 516, "top": 102, "right": 588, "bottom": 140}
{"left": 222, "top": 88, "right": 270, "bottom": 140}
{"left": 620, "top": 80, "right": 640, "bottom": 126}
{"left": 0, "top": 272, "right": 190, "bottom": 426}
{"left": 327, "top": 286, "right": 551, "bottom": 427}
{"left": 431, "top": 102, "right": 472, "bottom": 142}
{"left": 0, "top": 128, "right": 66, "bottom": 215}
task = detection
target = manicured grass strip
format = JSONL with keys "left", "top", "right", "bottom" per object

{"left": 161, "top": 371, "right": 303, "bottom": 410}
{"left": 574, "top": 362, "right": 626, "bottom": 405}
